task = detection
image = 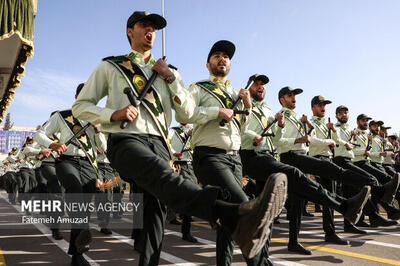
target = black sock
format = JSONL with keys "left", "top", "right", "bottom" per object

{"left": 214, "top": 200, "right": 239, "bottom": 233}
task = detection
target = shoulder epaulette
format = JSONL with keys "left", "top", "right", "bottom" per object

{"left": 196, "top": 80, "right": 213, "bottom": 85}
{"left": 102, "top": 55, "right": 128, "bottom": 62}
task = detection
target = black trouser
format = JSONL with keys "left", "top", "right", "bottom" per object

{"left": 174, "top": 162, "right": 198, "bottom": 236}
{"left": 56, "top": 156, "right": 97, "bottom": 255}
{"left": 40, "top": 161, "right": 64, "bottom": 230}
{"left": 194, "top": 146, "right": 268, "bottom": 266}
{"left": 107, "top": 133, "right": 219, "bottom": 266}
{"left": 35, "top": 167, "right": 47, "bottom": 193}
{"left": 383, "top": 164, "right": 397, "bottom": 177}
{"left": 241, "top": 150, "right": 344, "bottom": 242}
{"left": 313, "top": 155, "right": 337, "bottom": 236}
{"left": 353, "top": 160, "right": 400, "bottom": 214}
{"left": 4, "top": 172, "right": 18, "bottom": 203}
{"left": 371, "top": 162, "right": 396, "bottom": 177}
{"left": 95, "top": 162, "right": 114, "bottom": 228}
{"left": 333, "top": 157, "right": 381, "bottom": 226}
{"left": 19, "top": 168, "right": 37, "bottom": 201}
{"left": 280, "top": 151, "right": 379, "bottom": 187}
{"left": 353, "top": 160, "right": 392, "bottom": 184}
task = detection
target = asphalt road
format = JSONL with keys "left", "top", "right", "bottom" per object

{"left": 0, "top": 191, "right": 399, "bottom": 266}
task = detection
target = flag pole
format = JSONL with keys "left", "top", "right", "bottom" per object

{"left": 161, "top": 0, "right": 166, "bottom": 57}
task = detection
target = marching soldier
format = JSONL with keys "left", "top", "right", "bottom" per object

{"left": 275, "top": 87, "right": 400, "bottom": 246}
{"left": 176, "top": 40, "right": 286, "bottom": 265}
{"left": 309, "top": 96, "right": 348, "bottom": 245}
{"left": 72, "top": 12, "right": 287, "bottom": 266}
{"left": 380, "top": 125, "right": 398, "bottom": 176}
{"left": 3, "top": 148, "right": 21, "bottom": 204}
{"left": 388, "top": 135, "right": 400, "bottom": 173}
{"left": 35, "top": 84, "right": 102, "bottom": 266}
{"left": 333, "top": 106, "right": 399, "bottom": 232}
{"left": 33, "top": 128, "right": 65, "bottom": 240}
{"left": 169, "top": 123, "right": 198, "bottom": 243}
{"left": 353, "top": 115, "right": 400, "bottom": 222}
{"left": 240, "top": 77, "right": 372, "bottom": 255}
{"left": 17, "top": 136, "right": 39, "bottom": 203}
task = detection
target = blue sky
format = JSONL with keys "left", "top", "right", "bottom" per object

{"left": 4, "top": 0, "right": 400, "bottom": 134}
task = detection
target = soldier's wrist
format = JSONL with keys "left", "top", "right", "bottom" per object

{"left": 164, "top": 73, "right": 176, "bottom": 84}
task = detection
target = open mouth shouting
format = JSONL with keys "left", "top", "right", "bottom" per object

{"left": 145, "top": 32, "right": 153, "bottom": 43}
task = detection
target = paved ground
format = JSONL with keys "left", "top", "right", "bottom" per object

{"left": 0, "top": 191, "right": 399, "bottom": 266}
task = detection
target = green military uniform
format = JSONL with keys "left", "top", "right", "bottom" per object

{"left": 35, "top": 109, "right": 100, "bottom": 256}
{"left": 240, "top": 98, "right": 350, "bottom": 254}
{"left": 310, "top": 115, "right": 340, "bottom": 239}
{"left": 72, "top": 50, "right": 223, "bottom": 266}
{"left": 353, "top": 127, "right": 400, "bottom": 219}
{"left": 33, "top": 130, "right": 64, "bottom": 236}
{"left": 179, "top": 75, "right": 269, "bottom": 266}
{"left": 3, "top": 150, "right": 20, "bottom": 203}
{"left": 17, "top": 142, "right": 39, "bottom": 199}
{"left": 333, "top": 120, "right": 399, "bottom": 227}
{"left": 383, "top": 140, "right": 398, "bottom": 176}
{"left": 276, "top": 104, "right": 380, "bottom": 240}
{"left": 353, "top": 129, "right": 393, "bottom": 183}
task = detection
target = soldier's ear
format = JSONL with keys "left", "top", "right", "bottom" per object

{"left": 206, "top": 62, "right": 210, "bottom": 72}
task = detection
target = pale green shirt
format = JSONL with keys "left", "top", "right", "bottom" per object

{"left": 353, "top": 129, "right": 370, "bottom": 162}
{"left": 176, "top": 76, "right": 251, "bottom": 151}
{"left": 241, "top": 100, "right": 281, "bottom": 152}
{"left": 333, "top": 122, "right": 355, "bottom": 159}
{"left": 72, "top": 49, "right": 193, "bottom": 138}
{"left": 17, "top": 142, "right": 41, "bottom": 169}
{"left": 5, "top": 153, "right": 19, "bottom": 172}
{"left": 35, "top": 111, "right": 98, "bottom": 157}
{"left": 276, "top": 108, "right": 308, "bottom": 154}
{"left": 383, "top": 141, "right": 396, "bottom": 165}
{"left": 370, "top": 134, "right": 384, "bottom": 164}
{"left": 309, "top": 116, "right": 336, "bottom": 157}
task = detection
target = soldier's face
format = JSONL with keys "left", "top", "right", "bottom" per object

{"left": 127, "top": 20, "right": 156, "bottom": 51}
{"left": 379, "top": 128, "right": 387, "bottom": 137}
{"left": 249, "top": 80, "right": 266, "bottom": 101}
{"left": 280, "top": 93, "right": 296, "bottom": 109}
{"left": 370, "top": 124, "right": 379, "bottom": 135}
{"left": 207, "top": 52, "right": 231, "bottom": 77}
{"left": 312, "top": 103, "right": 327, "bottom": 118}
{"left": 336, "top": 110, "right": 349, "bottom": 123}
{"left": 357, "top": 118, "right": 369, "bottom": 130}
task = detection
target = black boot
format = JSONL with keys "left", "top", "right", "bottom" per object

{"left": 71, "top": 254, "right": 90, "bottom": 266}
{"left": 288, "top": 241, "right": 312, "bottom": 255}
{"left": 52, "top": 229, "right": 63, "bottom": 240}
{"left": 369, "top": 212, "right": 398, "bottom": 227}
{"left": 343, "top": 224, "right": 367, "bottom": 234}
{"left": 215, "top": 173, "right": 288, "bottom": 259}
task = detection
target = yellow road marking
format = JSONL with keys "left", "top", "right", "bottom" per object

{"left": 272, "top": 238, "right": 400, "bottom": 265}
{"left": 0, "top": 248, "right": 6, "bottom": 266}
{"left": 190, "top": 221, "right": 400, "bottom": 265}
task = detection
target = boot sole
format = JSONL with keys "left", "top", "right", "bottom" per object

{"left": 346, "top": 186, "right": 371, "bottom": 224}
{"left": 232, "top": 173, "right": 287, "bottom": 258}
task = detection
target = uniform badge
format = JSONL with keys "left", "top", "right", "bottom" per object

{"left": 261, "top": 117, "right": 269, "bottom": 127}
{"left": 72, "top": 125, "right": 84, "bottom": 137}
{"left": 133, "top": 75, "right": 147, "bottom": 93}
